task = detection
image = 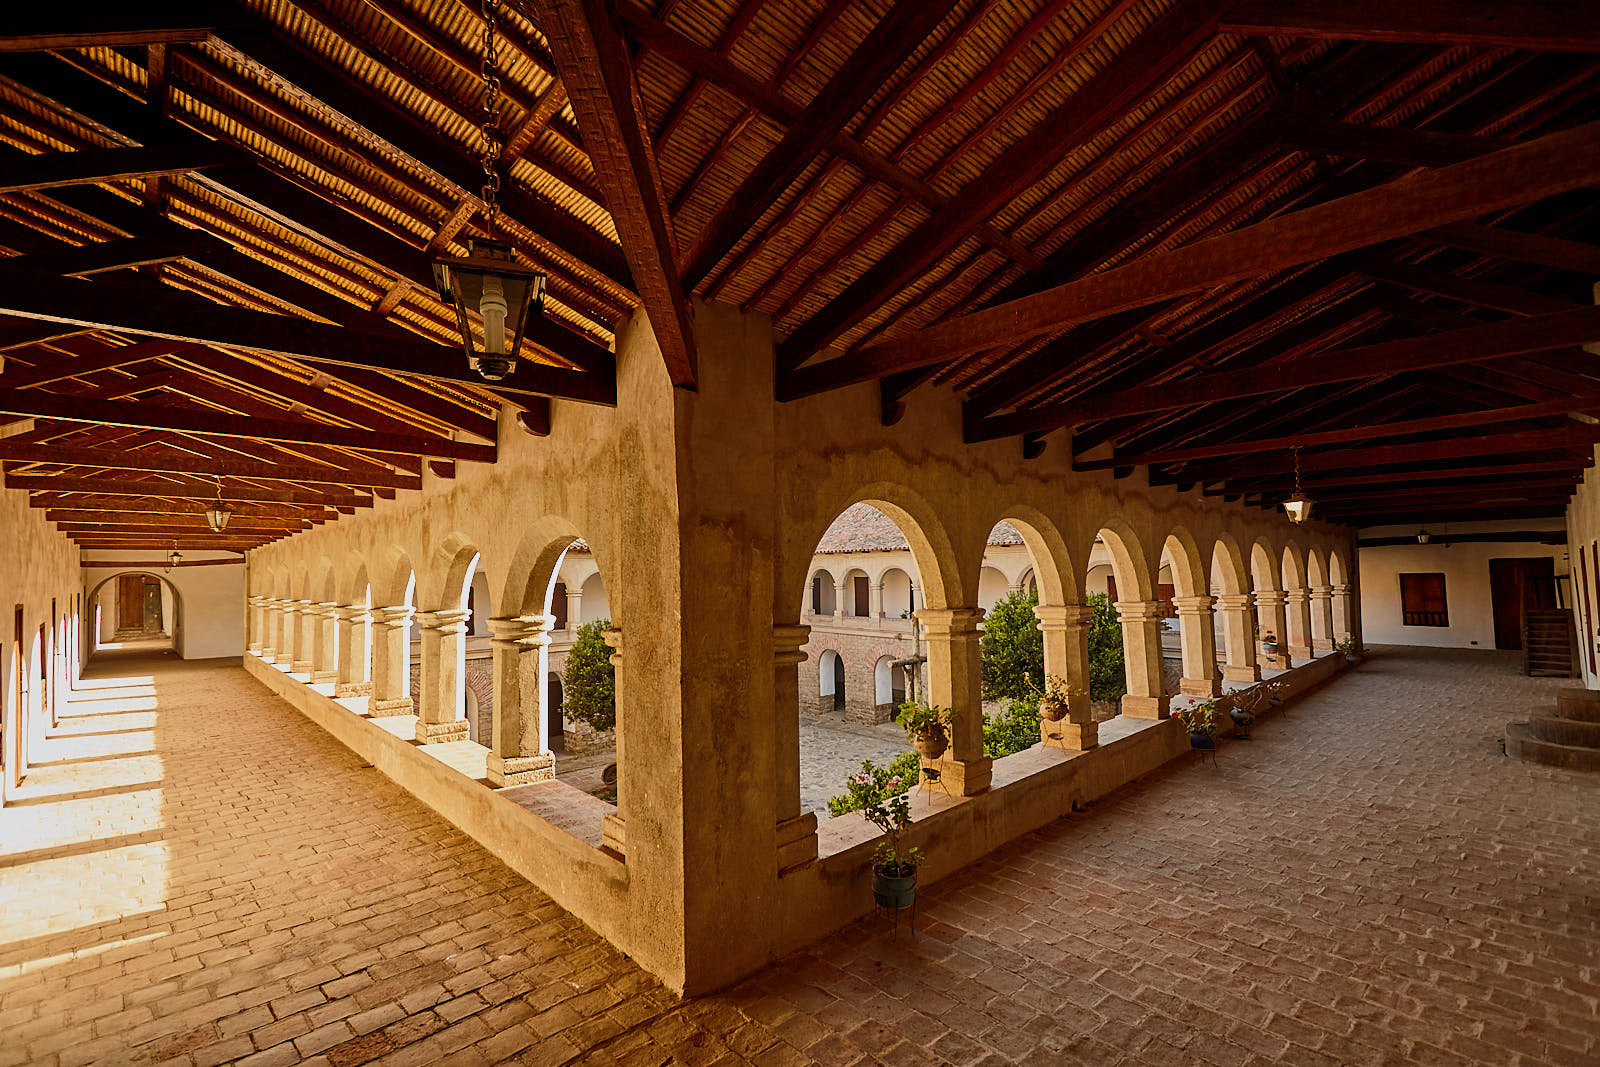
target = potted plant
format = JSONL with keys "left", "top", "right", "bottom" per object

{"left": 897, "top": 701, "right": 958, "bottom": 760}
{"left": 1173, "top": 698, "right": 1221, "bottom": 750}
{"left": 1024, "top": 673, "right": 1076, "bottom": 722}
{"left": 1228, "top": 685, "right": 1262, "bottom": 738}
{"left": 1261, "top": 630, "right": 1279, "bottom": 655}
{"left": 839, "top": 773, "right": 924, "bottom": 910}
{"left": 1334, "top": 637, "right": 1359, "bottom": 666}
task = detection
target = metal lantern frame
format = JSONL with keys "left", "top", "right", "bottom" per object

{"left": 1282, "top": 446, "right": 1313, "bottom": 524}
{"left": 204, "top": 475, "right": 234, "bottom": 533}
{"left": 432, "top": 239, "right": 547, "bottom": 382}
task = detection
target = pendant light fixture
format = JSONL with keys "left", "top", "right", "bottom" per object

{"left": 1417, "top": 528, "right": 1430, "bottom": 544}
{"left": 431, "top": 0, "right": 547, "bottom": 381}
{"left": 166, "top": 542, "right": 182, "bottom": 573}
{"left": 1282, "top": 446, "right": 1313, "bottom": 524}
{"left": 204, "top": 474, "right": 235, "bottom": 533}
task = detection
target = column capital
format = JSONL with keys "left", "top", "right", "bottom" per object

{"left": 1033, "top": 603, "right": 1093, "bottom": 629}
{"left": 309, "top": 600, "right": 339, "bottom": 618}
{"left": 370, "top": 605, "right": 415, "bottom": 629}
{"left": 1112, "top": 600, "right": 1167, "bottom": 623}
{"left": 602, "top": 627, "right": 623, "bottom": 653}
{"left": 1332, "top": 583, "right": 1353, "bottom": 595}
{"left": 1254, "top": 589, "right": 1287, "bottom": 606}
{"left": 247, "top": 594, "right": 267, "bottom": 607}
{"left": 1309, "top": 586, "right": 1333, "bottom": 601}
{"left": 415, "top": 608, "right": 472, "bottom": 635}
{"left": 1284, "top": 589, "right": 1310, "bottom": 604}
{"left": 1169, "top": 595, "right": 1215, "bottom": 614}
{"left": 488, "top": 614, "right": 555, "bottom": 649}
{"left": 773, "top": 623, "right": 811, "bottom": 666}
{"left": 334, "top": 604, "right": 373, "bottom": 624}
{"left": 1214, "top": 594, "right": 1253, "bottom": 610}
{"left": 914, "top": 606, "right": 985, "bottom": 636}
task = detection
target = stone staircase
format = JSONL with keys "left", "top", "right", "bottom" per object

{"left": 1522, "top": 608, "right": 1577, "bottom": 677}
{"left": 1506, "top": 688, "right": 1600, "bottom": 771}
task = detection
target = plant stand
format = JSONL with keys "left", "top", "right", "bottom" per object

{"left": 918, "top": 760, "right": 952, "bottom": 804}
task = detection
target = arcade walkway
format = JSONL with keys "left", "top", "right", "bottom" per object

{"left": 1, "top": 648, "right": 1595, "bottom": 1066}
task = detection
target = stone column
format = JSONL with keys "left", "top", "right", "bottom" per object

{"left": 272, "top": 600, "right": 295, "bottom": 664}
{"left": 334, "top": 605, "right": 373, "bottom": 698}
{"left": 1171, "top": 595, "right": 1222, "bottom": 697}
{"left": 1033, "top": 603, "right": 1097, "bottom": 750}
{"left": 246, "top": 596, "right": 265, "bottom": 654}
{"left": 914, "top": 607, "right": 991, "bottom": 795}
{"left": 772, "top": 624, "right": 817, "bottom": 871}
{"left": 1285, "top": 588, "right": 1314, "bottom": 659}
{"left": 414, "top": 608, "right": 471, "bottom": 744}
{"left": 309, "top": 602, "right": 339, "bottom": 683}
{"left": 1331, "top": 582, "right": 1354, "bottom": 641}
{"left": 1311, "top": 585, "right": 1336, "bottom": 650}
{"left": 1256, "top": 589, "right": 1292, "bottom": 668}
{"left": 1113, "top": 600, "right": 1168, "bottom": 719}
{"left": 289, "top": 599, "right": 314, "bottom": 672}
{"left": 1214, "top": 594, "right": 1261, "bottom": 683}
{"left": 832, "top": 582, "right": 847, "bottom": 622}
{"left": 368, "top": 606, "right": 415, "bottom": 715}
{"left": 485, "top": 615, "right": 557, "bottom": 786}
{"left": 565, "top": 588, "right": 583, "bottom": 634}
{"left": 600, "top": 628, "right": 626, "bottom": 857}
{"left": 869, "top": 582, "right": 884, "bottom": 620}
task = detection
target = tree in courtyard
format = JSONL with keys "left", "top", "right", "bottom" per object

{"left": 980, "top": 589, "right": 1044, "bottom": 701}
{"left": 564, "top": 619, "right": 615, "bottom": 731}
{"left": 1086, "top": 593, "right": 1126, "bottom": 702}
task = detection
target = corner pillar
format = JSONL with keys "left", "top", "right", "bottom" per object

{"left": 1214, "top": 594, "right": 1261, "bottom": 682}
{"left": 914, "top": 606, "right": 992, "bottom": 794}
{"left": 1032, "top": 603, "right": 1097, "bottom": 750}
{"left": 414, "top": 608, "right": 471, "bottom": 744}
{"left": 1113, "top": 600, "right": 1168, "bottom": 718}
{"left": 368, "top": 606, "right": 415, "bottom": 715}
{"left": 773, "top": 624, "right": 817, "bottom": 871}
{"left": 486, "top": 615, "right": 557, "bottom": 786}
{"left": 334, "top": 605, "right": 373, "bottom": 698}
{"left": 1171, "top": 595, "right": 1222, "bottom": 697}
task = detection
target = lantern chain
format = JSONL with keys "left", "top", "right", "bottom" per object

{"left": 479, "top": 0, "right": 504, "bottom": 223}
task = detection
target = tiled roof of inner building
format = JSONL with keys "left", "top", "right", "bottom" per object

{"left": 816, "top": 502, "right": 1022, "bottom": 553}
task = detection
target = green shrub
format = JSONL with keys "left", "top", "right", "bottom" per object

{"left": 563, "top": 619, "right": 616, "bottom": 731}
{"left": 1086, "top": 592, "right": 1127, "bottom": 702}
{"left": 983, "top": 695, "right": 1041, "bottom": 759}
{"left": 980, "top": 589, "right": 1044, "bottom": 701}
{"left": 826, "top": 752, "right": 920, "bottom": 818}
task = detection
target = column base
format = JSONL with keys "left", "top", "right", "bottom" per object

{"left": 1040, "top": 719, "right": 1098, "bottom": 751}
{"left": 487, "top": 752, "right": 556, "bottom": 787}
{"left": 1179, "top": 677, "right": 1223, "bottom": 698}
{"left": 310, "top": 670, "right": 338, "bottom": 684}
{"left": 415, "top": 719, "right": 469, "bottom": 745}
{"left": 601, "top": 813, "right": 626, "bottom": 858}
{"left": 291, "top": 660, "right": 313, "bottom": 673}
{"left": 1289, "top": 644, "right": 1313, "bottom": 660}
{"left": 1120, "top": 695, "right": 1167, "bottom": 719}
{"left": 776, "top": 812, "right": 818, "bottom": 873}
{"left": 935, "top": 754, "right": 992, "bottom": 796}
{"left": 334, "top": 681, "right": 373, "bottom": 698}
{"left": 247, "top": 644, "right": 263, "bottom": 654}
{"left": 1260, "top": 652, "right": 1292, "bottom": 670}
{"left": 369, "top": 696, "right": 414, "bottom": 716}
{"left": 273, "top": 653, "right": 294, "bottom": 665}
{"left": 257, "top": 647, "right": 275, "bottom": 659}
{"left": 1222, "top": 664, "right": 1262, "bottom": 683}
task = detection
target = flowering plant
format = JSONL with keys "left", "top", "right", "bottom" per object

{"left": 895, "top": 700, "right": 957, "bottom": 740}
{"left": 840, "top": 770, "right": 924, "bottom": 875}
{"left": 1172, "top": 698, "right": 1221, "bottom": 737}
{"left": 1261, "top": 630, "right": 1278, "bottom": 646}
{"left": 1333, "top": 637, "right": 1357, "bottom": 656}
{"left": 1232, "top": 679, "right": 1287, "bottom": 715}
{"left": 1023, "top": 672, "right": 1080, "bottom": 711}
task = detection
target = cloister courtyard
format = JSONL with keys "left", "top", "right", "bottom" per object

{"left": 3, "top": 646, "right": 1595, "bottom": 1067}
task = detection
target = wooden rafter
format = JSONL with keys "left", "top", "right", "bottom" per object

{"left": 1219, "top": 0, "right": 1600, "bottom": 53}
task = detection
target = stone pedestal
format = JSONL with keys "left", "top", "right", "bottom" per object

{"left": 1171, "top": 595, "right": 1222, "bottom": 698}
{"left": 414, "top": 608, "right": 471, "bottom": 744}
{"left": 334, "top": 605, "right": 373, "bottom": 698}
{"left": 916, "top": 607, "right": 991, "bottom": 795}
{"left": 1114, "top": 600, "right": 1168, "bottom": 719}
{"left": 369, "top": 605, "right": 415, "bottom": 715}
{"left": 774, "top": 624, "right": 817, "bottom": 869}
{"left": 1033, "top": 603, "right": 1097, "bottom": 750}
{"left": 486, "top": 615, "right": 558, "bottom": 786}
{"left": 1214, "top": 593, "right": 1262, "bottom": 683}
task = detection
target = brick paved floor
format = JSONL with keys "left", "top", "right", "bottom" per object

{"left": 2, "top": 646, "right": 1597, "bottom": 1066}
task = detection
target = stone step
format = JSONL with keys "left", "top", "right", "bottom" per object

{"left": 1506, "top": 722, "right": 1600, "bottom": 771}
{"left": 1556, "top": 689, "right": 1600, "bottom": 722}
{"left": 1530, "top": 714, "right": 1600, "bottom": 748}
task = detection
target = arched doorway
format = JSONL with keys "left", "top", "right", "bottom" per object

{"left": 84, "top": 571, "right": 182, "bottom": 657}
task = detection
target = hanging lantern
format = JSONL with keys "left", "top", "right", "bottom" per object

{"left": 204, "top": 475, "right": 234, "bottom": 532}
{"left": 1417, "top": 528, "right": 1430, "bottom": 545}
{"left": 428, "top": 0, "right": 548, "bottom": 382}
{"left": 166, "top": 545, "right": 182, "bottom": 573}
{"left": 1282, "top": 446, "right": 1313, "bottom": 524}
{"left": 432, "top": 239, "right": 547, "bottom": 381}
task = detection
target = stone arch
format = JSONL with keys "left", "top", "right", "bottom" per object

{"left": 878, "top": 567, "right": 913, "bottom": 618}
{"left": 874, "top": 656, "right": 895, "bottom": 706}
{"left": 1159, "top": 527, "right": 1207, "bottom": 599}
{"left": 807, "top": 567, "right": 837, "bottom": 617}
{"left": 84, "top": 571, "right": 183, "bottom": 652}
{"left": 993, "top": 506, "right": 1077, "bottom": 606}
{"left": 1307, "top": 545, "right": 1331, "bottom": 587}
{"left": 977, "top": 566, "right": 1010, "bottom": 612}
{"left": 817, "top": 649, "right": 844, "bottom": 713}
{"left": 501, "top": 517, "right": 607, "bottom": 622}
{"left": 427, "top": 532, "right": 481, "bottom": 611}
{"left": 372, "top": 546, "right": 416, "bottom": 607}
{"left": 791, "top": 484, "right": 961, "bottom": 614}
{"left": 311, "top": 555, "right": 337, "bottom": 603}
{"left": 840, "top": 566, "right": 871, "bottom": 617}
{"left": 1211, "top": 533, "right": 1248, "bottom": 596}
{"left": 1281, "top": 543, "right": 1309, "bottom": 592}
{"left": 1091, "top": 520, "right": 1154, "bottom": 602}
{"left": 1249, "top": 538, "right": 1280, "bottom": 592}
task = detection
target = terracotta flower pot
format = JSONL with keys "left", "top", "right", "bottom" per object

{"left": 913, "top": 726, "right": 948, "bottom": 760}
{"left": 1038, "top": 698, "right": 1067, "bottom": 723}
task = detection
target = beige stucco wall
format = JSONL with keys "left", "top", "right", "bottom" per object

{"left": 246, "top": 299, "right": 1357, "bottom": 993}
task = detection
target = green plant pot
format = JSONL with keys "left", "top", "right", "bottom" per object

{"left": 1189, "top": 732, "right": 1216, "bottom": 750}
{"left": 872, "top": 869, "right": 917, "bottom": 909}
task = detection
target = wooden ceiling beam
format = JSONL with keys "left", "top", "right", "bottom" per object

{"left": 793, "top": 120, "right": 1600, "bottom": 397}
{"left": 0, "top": 10, "right": 216, "bottom": 54}
{"left": 1219, "top": 0, "right": 1600, "bottom": 53}
{"left": 0, "top": 440, "right": 419, "bottom": 487}
{"left": 1363, "top": 260, "right": 1582, "bottom": 315}
{"left": 676, "top": 0, "right": 963, "bottom": 290}
{"left": 8, "top": 474, "right": 371, "bottom": 507}
{"left": 772, "top": 0, "right": 1232, "bottom": 372}
{"left": 0, "top": 338, "right": 202, "bottom": 389}
{"left": 0, "top": 320, "right": 88, "bottom": 351}
{"left": 37, "top": 498, "right": 331, "bottom": 520}
{"left": 0, "top": 229, "right": 224, "bottom": 279}
{"left": 1214, "top": 459, "right": 1589, "bottom": 493}
{"left": 969, "top": 306, "right": 1600, "bottom": 441}
{"left": 1282, "top": 119, "right": 1510, "bottom": 167}
{"left": 50, "top": 513, "right": 311, "bottom": 531}
{"left": 532, "top": 0, "right": 697, "bottom": 387}
{"left": 1420, "top": 222, "right": 1600, "bottom": 275}
{"left": 0, "top": 142, "right": 242, "bottom": 194}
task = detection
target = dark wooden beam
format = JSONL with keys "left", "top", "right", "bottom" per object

{"left": 7, "top": 474, "right": 371, "bottom": 506}
{"left": 38, "top": 498, "right": 331, "bottom": 520}
{"left": 0, "top": 10, "right": 216, "bottom": 53}
{"left": 1220, "top": 0, "right": 1600, "bottom": 53}
{"left": 0, "top": 441, "right": 422, "bottom": 487}
{"left": 773, "top": 0, "right": 1232, "bottom": 371}
{"left": 788, "top": 120, "right": 1600, "bottom": 396}
{"left": 533, "top": 0, "right": 697, "bottom": 386}
{"left": 1221, "top": 460, "right": 1588, "bottom": 492}
{"left": 0, "top": 230, "right": 223, "bottom": 279}
{"left": 0, "top": 142, "right": 242, "bottom": 194}
{"left": 1282, "top": 119, "right": 1510, "bottom": 167}
{"left": 676, "top": 0, "right": 962, "bottom": 289}
{"left": 967, "top": 306, "right": 1600, "bottom": 441}
{"left": 0, "top": 338, "right": 201, "bottom": 389}
{"left": 1420, "top": 223, "right": 1600, "bottom": 276}
{"left": 50, "top": 512, "right": 310, "bottom": 530}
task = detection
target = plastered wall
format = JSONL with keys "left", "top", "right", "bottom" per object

{"left": 82, "top": 552, "right": 246, "bottom": 660}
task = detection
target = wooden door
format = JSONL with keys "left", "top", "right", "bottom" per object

{"left": 116, "top": 575, "right": 143, "bottom": 631}
{"left": 853, "top": 575, "right": 870, "bottom": 617}
{"left": 1489, "top": 557, "right": 1555, "bottom": 650}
